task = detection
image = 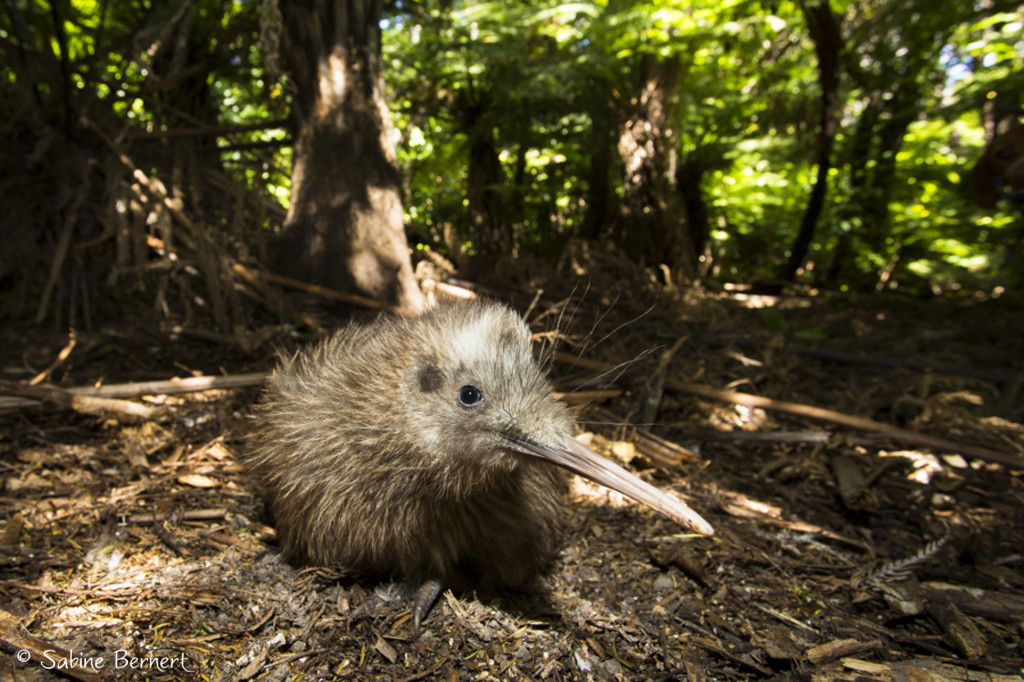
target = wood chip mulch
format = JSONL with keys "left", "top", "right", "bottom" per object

{"left": 0, "top": 289, "right": 1021, "bottom": 681}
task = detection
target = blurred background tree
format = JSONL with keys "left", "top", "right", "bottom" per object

{"left": 275, "top": 0, "right": 423, "bottom": 314}
{"left": 387, "top": 0, "right": 1024, "bottom": 294}
{"left": 1, "top": 0, "right": 1021, "bottom": 329}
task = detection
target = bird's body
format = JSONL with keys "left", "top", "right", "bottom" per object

{"left": 249, "top": 302, "right": 570, "bottom": 590}
{"left": 248, "top": 300, "right": 712, "bottom": 611}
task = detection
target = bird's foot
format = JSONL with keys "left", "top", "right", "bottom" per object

{"left": 412, "top": 579, "right": 442, "bottom": 631}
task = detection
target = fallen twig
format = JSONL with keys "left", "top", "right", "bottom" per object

{"left": 717, "top": 489, "right": 867, "bottom": 549}
{"left": 639, "top": 335, "right": 687, "bottom": 425}
{"left": 672, "top": 380, "right": 1023, "bottom": 468}
{"left": 551, "top": 389, "right": 622, "bottom": 405}
{"left": 29, "top": 329, "right": 77, "bottom": 385}
{"left": 0, "top": 374, "right": 266, "bottom": 411}
{"left": 230, "top": 262, "right": 408, "bottom": 315}
{"left": 586, "top": 406, "right": 703, "bottom": 470}
{"left": 551, "top": 352, "right": 1024, "bottom": 469}
{"left": 0, "top": 379, "right": 161, "bottom": 420}
{"left": 433, "top": 280, "right": 478, "bottom": 300}
{"left": 128, "top": 509, "right": 228, "bottom": 525}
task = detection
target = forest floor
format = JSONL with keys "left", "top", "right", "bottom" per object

{"left": 0, "top": 272, "right": 1022, "bottom": 681}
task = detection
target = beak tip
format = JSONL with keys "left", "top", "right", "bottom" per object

{"left": 671, "top": 507, "right": 714, "bottom": 537}
{"left": 560, "top": 436, "right": 715, "bottom": 537}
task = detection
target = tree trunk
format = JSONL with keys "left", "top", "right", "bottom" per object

{"left": 829, "top": 77, "right": 921, "bottom": 286}
{"left": 676, "top": 154, "right": 713, "bottom": 275}
{"left": 616, "top": 54, "right": 697, "bottom": 282}
{"left": 865, "top": 84, "right": 919, "bottom": 252}
{"left": 463, "top": 94, "right": 514, "bottom": 257}
{"left": 581, "top": 84, "right": 615, "bottom": 240}
{"left": 778, "top": 0, "right": 841, "bottom": 283}
{"left": 277, "top": 0, "right": 422, "bottom": 314}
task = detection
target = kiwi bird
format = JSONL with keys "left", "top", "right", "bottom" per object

{"left": 247, "top": 300, "right": 712, "bottom": 626}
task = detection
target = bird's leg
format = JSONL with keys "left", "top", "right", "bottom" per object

{"left": 412, "top": 579, "right": 442, "bottom": 631}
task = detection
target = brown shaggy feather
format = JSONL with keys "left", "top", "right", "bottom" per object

{"left": 247, "top": 301, "right": 570, "bottom": 591}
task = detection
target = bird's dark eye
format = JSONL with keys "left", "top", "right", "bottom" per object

{"left": 457, "top": 384, "right": 483, "bottom": 407}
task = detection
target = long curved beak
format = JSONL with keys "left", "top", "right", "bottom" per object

{"left": 521, "top": 436, "right": 714, "bottom": 536}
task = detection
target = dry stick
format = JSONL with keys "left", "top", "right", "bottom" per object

{"left": 718, "top": 490, "right": 866, "bottom": 548}
{"left": 433, "top": 280, "right": 478, "bottom": 300}
{"left": 551, "top": 389, "right": 622, "bottom": 405}
{"left": 688, "top": 429, "right": 833, "bottom": 444}
{"left": 551, "top": 351, "right": 618, "bottom": 373}
{"left": 0, "top": 374, "right": 267, "bottom": 410}
{"left": 35, "top": 163, "right": 91, "bottom": 324}
{"left": 83, "top": 117, "right": 196, "bottom": 233}
{"left": 129, "top": 508, "right": 227, "bottom": 524}
{"left": 587, "top": 407, "right": 703, "bottom": 470}
{"left": 81, "top": 373, "right": 266, "bottom": 398}
{"left": 552, "top": 353, "right": 1024, "bottom": 469}
{"left": 689, "top": 636, "right": 772, "bottom": 676}
{"left": 0, "top": 379, "right": 161, "bottom": 420}
{"left": 229, "top": 262, "right": 409, "bottom": 316}
{"left": 805, "top": 638, "right": 882, "bottom": 665}
{"left": 673, "top": 380, "right": 1023, "bottom": 468}
{"left": 29, "top": 329, "right": 77, "bottom": 385}
{"left": 640, "top": 335, "right": 688, "bottom": 426}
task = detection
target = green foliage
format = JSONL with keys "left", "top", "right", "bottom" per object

{"left": 383, "top": 0, "right": 1022, "bottom": 294}
{"left": 0, "top": 0, "right": 292, "bottom": 211}
{"left": 4, "top": 0, "right": 1020, "bottom": 296}
{"left": 792, "top": 580, "right": 813, "bottom": 604}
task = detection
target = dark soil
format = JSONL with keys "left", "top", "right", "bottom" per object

{"left": 0, "top": 286, "right": 1021, "bottom": 681}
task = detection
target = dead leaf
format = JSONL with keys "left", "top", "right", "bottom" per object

{"left": 177, "top": 474, "right": 219, "bottom": 488}
{"left": 374, "top": 635, "right": 398, "bottom": 663}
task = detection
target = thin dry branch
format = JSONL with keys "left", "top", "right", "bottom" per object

{"left": 551, "top": 389, "right": 622, "bottom": 405}
{"left": 585, "top": 406, "right": 703, "bottom": 470}
{"left": 35, "top": 161, "right": 92, "bottom": 324}
{"left": 433, "top": 280, "right": 478, "bottom": 300}
{"left": 0, "top": 373, "right": 265, "bottom": 411}
{"left": 639, "top": 334, "right": 687, "bottom": 425}
{"left": 672, "top": 380, "right": 1023, "bottom": 468}
{"left": 230, "top": 262, "right": 407, "bottom": 315}
{"left": 552, "top": 352, "right": 1024, "bottom": 469}
{"left": 29, "top": 329, "right": 77, "bottom": 385}
{"left": 82, "top": 116, "right": 198, "bottom": 234}
{"left": 129, "top": 508, "right": 227, "bottom": 524}
{"left": 0, "top": 379, "right": 162, "bottom": 419}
